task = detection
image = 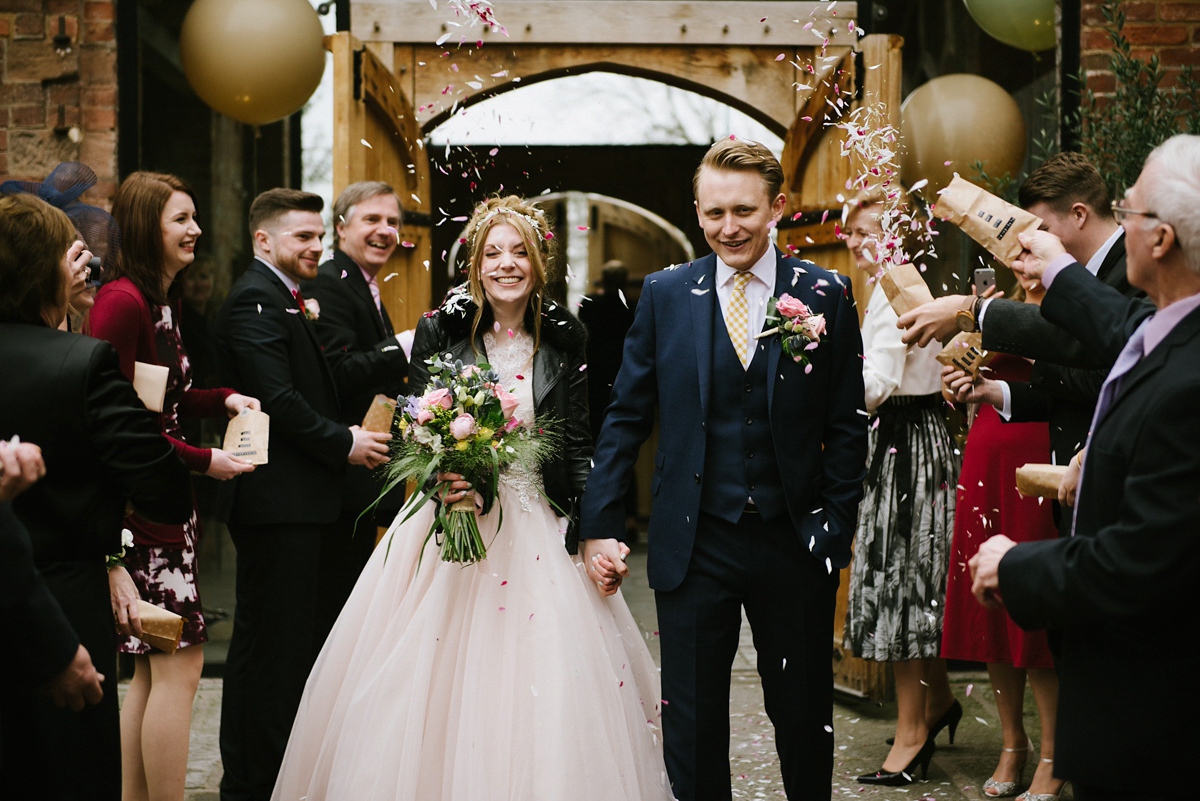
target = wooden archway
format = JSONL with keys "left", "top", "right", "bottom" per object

{"left": 332, "top": 1, "right": 903, "bottom": 701}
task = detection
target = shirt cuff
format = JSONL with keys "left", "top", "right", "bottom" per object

{"left": 997, "top": 380, "right": 1013, "bottom": 421}
{"left": 978, "top": 297, "right": 995, "bottom": 330}
{"left": 1041, "top": 254, "right": 1076, "bottom": 289}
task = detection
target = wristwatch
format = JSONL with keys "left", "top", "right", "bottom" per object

{"left": 955, "top": 296, "right": 983, "bottom": 333}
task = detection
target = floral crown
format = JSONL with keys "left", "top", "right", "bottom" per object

{"left": 468, "top": 205, "right": 550, "bottom": 250}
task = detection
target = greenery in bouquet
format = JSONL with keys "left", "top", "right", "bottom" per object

{"left": 374, "top": 355, "right": 560, "bottom": 566}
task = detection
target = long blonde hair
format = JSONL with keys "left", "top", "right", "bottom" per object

{"left": 463, "top": 196, "right": 554, "bottom": 352}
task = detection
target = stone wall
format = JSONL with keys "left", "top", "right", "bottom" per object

{"left": 1082, "top": 0, "right": 1200, "bottom": 93}
{"left": 0, "top": 0, "right": 117, "bottom": 205}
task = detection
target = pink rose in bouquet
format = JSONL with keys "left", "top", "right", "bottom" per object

{"left": 422, "top": 387, "right": 453, "bottom": 410}
{"left": 449, "top": 413, "right": 475, "bottom": 441}
{"left": 775, "top": 294, "right": 812, "bottom": 319}
{"left": 802, "top": 313, "right": 827, "bottom": 339}
{"left": 416, "top": 408, "right": 435, "bottom": 424}
{"left": 494, "top": 386, "right": 520, "bottom": 420}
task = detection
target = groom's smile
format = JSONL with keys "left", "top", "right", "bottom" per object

{"left": 695, "top": 166, "right": 787, "bottom": 271}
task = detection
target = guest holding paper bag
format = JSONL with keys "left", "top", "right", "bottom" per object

{"left": 841, "top": 197, "right": 963, "bottom": 786}
{"left": 90, "top": 171, "right": 260, "bottom": 801}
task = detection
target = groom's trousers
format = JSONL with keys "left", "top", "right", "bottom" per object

{"left": 655, "top": 510, "right": 837, "bottom": 801}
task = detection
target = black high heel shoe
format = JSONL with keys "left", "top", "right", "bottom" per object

{"left": 885, "top": 699, "right": 963, "bottom": 746}
{"left": 857, "top": 738, "right": 936, "bottom": 786}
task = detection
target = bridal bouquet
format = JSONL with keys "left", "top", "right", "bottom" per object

{"left": 758, "top": 294, "right": 827, "bottom": 368}
{"left": 378, "top": 356, "right": 558, "bottom": 565}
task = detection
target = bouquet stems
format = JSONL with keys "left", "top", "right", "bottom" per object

{"left": 440, "top": 497, "right": 488, "bottom": 563}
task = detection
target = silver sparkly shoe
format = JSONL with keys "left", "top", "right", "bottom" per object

{"left": 983, "top": 743, "right": 1028, "bottom": 798}
{"left": 1015, "top": 759, "right": 1063, "bottom": 801}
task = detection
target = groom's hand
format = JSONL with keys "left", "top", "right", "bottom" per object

{"left": 582, "top": 538, "right": 630, "bottom": 597}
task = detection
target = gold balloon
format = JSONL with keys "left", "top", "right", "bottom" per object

{"left": 900, "top": 74, "right": 1026, "bottom": 200}
{"left": 963, "top": 0, "right": 1057, "bottom": 52}
{"left": 180, "top": 0, "right": 326, "bottom": 126}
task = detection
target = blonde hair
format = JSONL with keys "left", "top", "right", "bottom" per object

{"left": 693, "top": 138, "right": 784, "bottom": 200}
{"left": 463, "top": 195, "right": 554, "bottom": 352}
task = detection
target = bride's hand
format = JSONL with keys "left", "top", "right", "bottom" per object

{"left": 435, "top": 472, "right": 472, "bottom": 504}
{"left": 582, "top": 538, "right": 631, "bottom": 597}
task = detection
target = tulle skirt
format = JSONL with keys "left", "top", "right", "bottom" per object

{"left": 271, "top": 481, "right": 674, "bottom": 801}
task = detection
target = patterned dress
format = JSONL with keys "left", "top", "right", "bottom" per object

{"left": 118, "top": 303, "right": 207, "bottom": 654}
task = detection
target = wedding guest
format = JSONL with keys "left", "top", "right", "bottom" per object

{"left": 271, "top": 195, "right": 673, "bottom": 800}
{"left": 840, "top": 199, "right": 962, "bottom": 786}
{"left": 91, "top": 171, "right": 260, "bottom": 801}
{"left": 300, "top": 181, "right": 410, "bottom": 640}
{"left": 0, "top": 191, "right": 191, "bottom": 801}
{"left": 0, "top": 162, "right": 120, "bottom": 335}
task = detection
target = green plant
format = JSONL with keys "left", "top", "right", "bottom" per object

{"left": 1079, "top": 0, "right": 1200, "bottom": 196}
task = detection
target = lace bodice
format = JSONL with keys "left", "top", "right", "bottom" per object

{"left": 483, "top": 329, "right": 542, "bottom": 510}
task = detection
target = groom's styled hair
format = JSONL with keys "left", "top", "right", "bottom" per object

{"left": 693, "top": 138, "right": 785, "bottom": 200}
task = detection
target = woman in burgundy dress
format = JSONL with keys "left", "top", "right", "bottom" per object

{"left": 91, "top": 172, "right": 259, "bottom": 801}
{"left": 941, "top": 275, "right": 1064, "bottom": 801}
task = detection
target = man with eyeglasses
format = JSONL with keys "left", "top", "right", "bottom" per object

{"left": 899, "top": 153, "right": 1150, "bottom": 533}
{"left": 967, "top": 133, "right": 1200, "bottom": 801}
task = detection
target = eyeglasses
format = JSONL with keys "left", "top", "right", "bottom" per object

{"left": 1111, "top": 200, "right": 1158, "bottom": 224}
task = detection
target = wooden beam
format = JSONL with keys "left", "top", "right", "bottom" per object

{"left": 356, "top": 2, "right": 858, "bottom": 47}
{"left": 861, "top": 33, "right": 903, "bottom": 129}
{"left": 780, "top": 46, "right": 853, "bottom": 192}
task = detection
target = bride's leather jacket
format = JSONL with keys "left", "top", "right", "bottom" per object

{"left": 408, "top": 286, "right": 592, "bottom": 553}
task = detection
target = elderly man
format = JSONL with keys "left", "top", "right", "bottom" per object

{"left": 970, "top": 134, "right": 1200, "bottom": 801}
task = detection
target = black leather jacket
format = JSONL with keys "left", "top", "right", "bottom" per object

{"left": 409, "top": 289, "right": 592, "bottom": 553}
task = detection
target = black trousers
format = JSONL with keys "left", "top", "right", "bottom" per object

{"left": 655, "top": 511, "right": 837, "bottom": 801}
{"left": 314, "top": 509, "right": 378, "bottom": 647}
{"left": 1, "top": 560, "right": 120, "bottom": 800}
{"left": 220, "top": 522, "right": 324, "bottom": 801}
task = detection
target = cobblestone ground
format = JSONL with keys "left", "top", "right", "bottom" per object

{"left": 152, "top": 544, "right": 1073, "bottom": 801}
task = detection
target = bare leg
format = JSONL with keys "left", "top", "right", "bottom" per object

{"left": 985, "top": 662, "right": 1030, "bottom": 796}
{"left": 142, "top": 645, "right": 205, "bottom": 801}
{"left": 882, "top": 659, "right": 932, "bottom": 772}
{"left": 922, "top": 658, "right": 955, "bottom": 728}
{"left": 121, "top": 655, "right": 153, "bottom": 801}
{"left": 1027, "top": 667, "right": 1066, "bottom": 797}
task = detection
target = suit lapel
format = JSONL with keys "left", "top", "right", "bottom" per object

{"left": 1097, "top": 232, "right": 1127, "bottom": 286}
{"left": 688, "top": 254, "right": 717, "bottom": 422}
{"left": 1107, "top": 306, "right": 1200, "bottom": 417}
{"left": 765, "top": 249, "right": 789, "bottom": 416}
{"left": 250, "top": 261, "right": 330, "bottom": 374}
{"left": 335, "top": 250, "right": 389, "bottom": 339}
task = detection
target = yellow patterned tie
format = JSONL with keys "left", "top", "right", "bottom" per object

{"left": 726, "top": 270, "right": 753, "bottom": 369}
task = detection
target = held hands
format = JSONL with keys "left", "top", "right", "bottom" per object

{"left": 348, "top": 425, "right": 391, "bottom": 469}
{"left": 1058, "top": 448, "right": 1085, "bottom": 507}
{"left": 224, "top": 393, "right": 262, "bottom": 417}
{"left": 0, "top": 438, "right": 46, "bottom": 502}
{"left": 107, "top": 565, "right": 143, "bottom": 638}
{"left": 40, "top": 644, "right": 104, "bottom": 712}
{"left": 968, "top": 534, "right": 1018, "bottom": 610}
{"left": 205, "top": 448, "right": 255, "bottom": 480}
{"left": 582, "top": 537, "right": 631, "bottom": 597}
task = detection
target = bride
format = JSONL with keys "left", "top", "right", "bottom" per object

{"left": 271, "top": 196, "right": 674, "bottom": 800}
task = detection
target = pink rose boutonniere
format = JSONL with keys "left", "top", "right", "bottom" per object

{"left": 757, "top": 293, "right": 826, "bottom": 371}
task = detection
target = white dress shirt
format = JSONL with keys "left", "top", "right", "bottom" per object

{"left": 716, "top": 247, "right": 776, "bottom": 361}
{"left": 861, "top": 283, "right": 945, "bottom": 413}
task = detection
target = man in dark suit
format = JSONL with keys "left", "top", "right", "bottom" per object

{"left": 971, "top": 134, "right": 1200, "bottom": 800}
{"left": 922, "top": 154, "right": 1149, "bottom": 530}
{"left": 580, "top": 139, "right": 867, "bottom": 801}
{"left": 214, "top": 189, "right": 391, "bottom": 801}
{"left": 0, "top": 191, "right": 192, "bottom": 800}
{"left": 301, "top": 181, "right": 409, "bottom": 639}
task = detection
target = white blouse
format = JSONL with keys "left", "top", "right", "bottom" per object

{"left": 860, "top": 282, "right": 945, "bottom": 414}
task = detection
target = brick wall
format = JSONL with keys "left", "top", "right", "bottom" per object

{"left": 0, "top": 0, "right": 118, "bottom": 206}
{"left": 1082, "top": 0, "right": 1200, "bottom": 94}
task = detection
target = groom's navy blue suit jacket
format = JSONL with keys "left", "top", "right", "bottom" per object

{"left": 580, "top": 248, "right": 868, "bottom": 592}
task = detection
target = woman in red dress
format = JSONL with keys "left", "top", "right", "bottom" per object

{"left": 91, "top": 172, "right": 260, "bottom": 801}
{"left": 941, "top": 274, "right": 1065, "bottom": 801}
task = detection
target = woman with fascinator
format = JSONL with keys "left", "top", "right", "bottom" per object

{"left": 271, "top": 196, "right": 673, "bottom": 801}
{"left": 88, "top": 172, "right": 261, "bottom": 801}
{"left": 0, "top": 162, "right": 120, "bottom": 333}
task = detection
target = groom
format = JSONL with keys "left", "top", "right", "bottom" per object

{"left": 580, "top": 138, "right": 867, "bottom": 800}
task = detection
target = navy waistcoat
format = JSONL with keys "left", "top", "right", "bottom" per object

{"left": 699, "top": 313, "right": 786, "bottom": 523}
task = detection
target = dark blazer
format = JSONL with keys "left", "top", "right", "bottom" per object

{"left": 302, "top": 250, "right": 408, "bottom": 522}
{"left": 408, "top": 290, "right": 591, "bottom": 552}
{"left": 0, "top": 503, "right": 79, "bottom": 685}
{"left": 580, "top": 249, "right": 868, "bottom": 592}
{"left": 214, "top": 260, "right": 353, "bottom": 526}
{"left": 998, "top": 264, "right": 1200, "bottom": 788}
{"left": 0, "top": 324, "right": 192, "bottom": 559}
